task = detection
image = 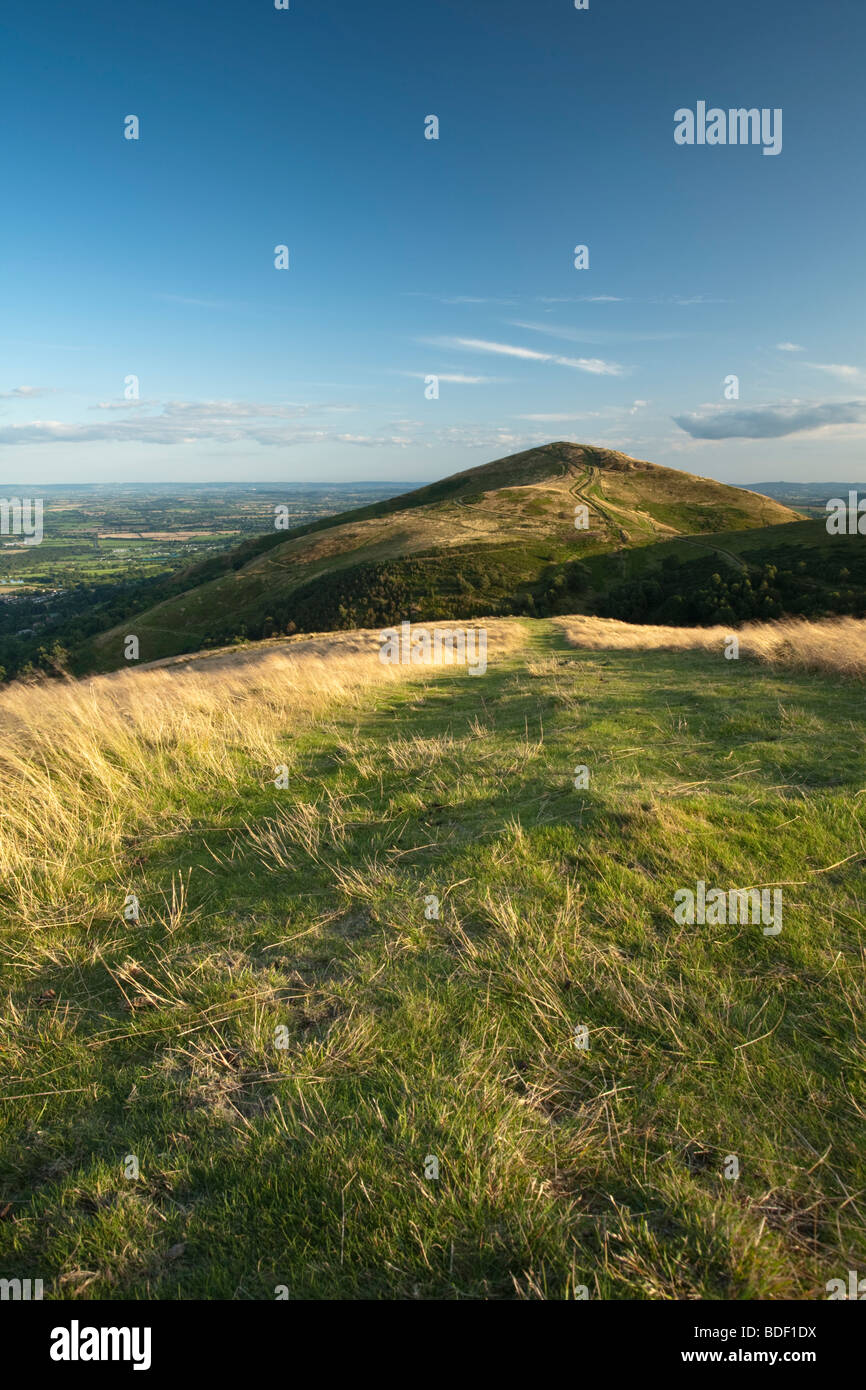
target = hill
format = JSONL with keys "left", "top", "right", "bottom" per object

{"left": 582, "top": 518, "right": 866, "bottom": 626}
{"left": 77, "top": 442, "right": 800, "bottom": 672}
{"left": 1, "top": 617, "right": 862, "bottom": 1298}
{"left": 739, "top": 481, "right": 866, "bottom": 517}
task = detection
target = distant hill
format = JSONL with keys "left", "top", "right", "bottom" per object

{"left": 735, "top": 481, "right": 866, "bottom": 518}
{"left": 78, "top": 442, "right": 801, "bottom": 672}
{"left": 740, "top": 481, "right": 866, "bottom": 498}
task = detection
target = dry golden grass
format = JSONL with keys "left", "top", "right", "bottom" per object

{"left": 126, "top": 618, "right": 518, "bottom": 674}
{"left": 0, "top": 620, "right": 523, "bottom": 925}
{"left": 553, "top": 613, "right": 866, "bottom": 678}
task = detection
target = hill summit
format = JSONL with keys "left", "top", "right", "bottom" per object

{"left": 82, "top": 442, "right": 800, "bottom": 671}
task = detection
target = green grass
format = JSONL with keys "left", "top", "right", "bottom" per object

{"left": 1, "top": 622, "right": 863, "bottom": 1299}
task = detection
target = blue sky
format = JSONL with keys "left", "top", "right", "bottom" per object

{"left": 1, "top": 0, "right": 864, "bottom": 485}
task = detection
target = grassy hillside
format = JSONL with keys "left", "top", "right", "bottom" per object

{"left": 77, "top": 443, "right": 800, "bottom": 673}
{"left": 585, "top": 520, "right": 866, "bottom": 626}
{"left": 1, "top": 619, "right": 863, "bottom": 1299}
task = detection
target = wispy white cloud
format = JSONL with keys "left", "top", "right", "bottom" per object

{"left": 401, "top": 292, "right": 518, "bottom": 306}
{"left": 537, "top": 293, "right": 722, "bottom": 307}
{"left": 0, "top": 385, "right": 61, "bottom": 399}
{"left": 804, "top": 362, "right": 863, "bottom": 381}
{"left": 515, "top": 399, "right": 648, "bottom": 422}
{"left": 515, "top": 412, "right": 607, "bottom": 422}
{"left": 422, "top": 335, "right": 625, "bottom": 376}
{"left": 776, "top": 341, "right": 805, "bottom": 352}
{"left": 536, "top": 295, "right": 627, "bottom": 304}
{"left": 511, "top": 319, "right": 679, "bottom": 346}
{"left": 396, "top": 371, "right": 501, "bottom": 384}
{"left": 439, "top": 296, "right": 516, "bottom": 306}
{"left": 0, "top": 399, "right": 365, "bottom": 447}
{"left": 652, "top": 294, "right": 729, "bottom": 306}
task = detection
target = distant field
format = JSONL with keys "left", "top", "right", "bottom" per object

{"left": 0, "top": 483, "right": 407, "bottom": 590}
{"left": 738, "top": 482, "right": 866, "bottom": 519}
{"left": 0, "top": 482, "right": 408, "bottom": 682}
